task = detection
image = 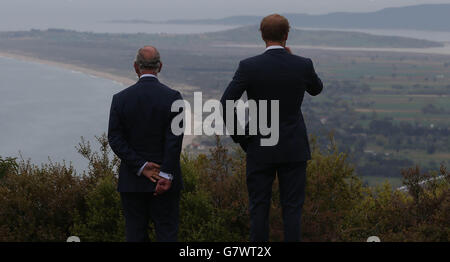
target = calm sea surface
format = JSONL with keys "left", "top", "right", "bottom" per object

{"left": 0, "top": 56, "right": 125, "bottom": 172}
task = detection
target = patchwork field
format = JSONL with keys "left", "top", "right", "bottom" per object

{"left": 0, "top": 28, "right": 449, "bottom": 186}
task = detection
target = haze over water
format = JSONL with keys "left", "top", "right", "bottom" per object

{"left": 0, "top": 56, "right": 124, "bottom": 172}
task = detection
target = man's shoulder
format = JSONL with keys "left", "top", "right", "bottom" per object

{"left": 240, "top": 53, "right": 265, "bottom": 66}
{"left": 156, "top": 81, "right": 182, "bottom": 100}
{"left": 240, "top": 52, "right": 311, "bottom": 67}
{"left": 291, "top": 54, "right": 312, "bottom": 64}
{"left": 112, "top": 81, "right": 142, "bottom": 102}
{"left": 114, "top": 80, "right": 180, "bottom": 98}
{"left": 113, "top": 83, "right": 136, "bottom": 99}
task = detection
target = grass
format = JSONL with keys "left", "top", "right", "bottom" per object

{"left": 364, "top": 145, "right": 450, "bottom": 169}
{"left": 316, "top": 52, "right": 450, "bottom": 187}
{"left": 362, "top": 176, "right": 403, "bottom": 188}
{"left": 354, "top": 92, "right": 450, "bottom": 125}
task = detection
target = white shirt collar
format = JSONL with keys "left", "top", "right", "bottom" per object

{"left": 265, "top": 45, "right": 285, "bottom": 51}
{"left": 140, "top": 74, "right": 157, "bottom": 79}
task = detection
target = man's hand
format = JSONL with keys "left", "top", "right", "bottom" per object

{"left": 285, "top": 46, "right": 292, "bottom": 54}
{"left": 154, "top": 178, "right": 172, "bottom": 196}
{"left": 142, "top": 162, "right": 161, "bottom": 183}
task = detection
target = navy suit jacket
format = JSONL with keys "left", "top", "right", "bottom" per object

{"left": 220, "top": 48, "right": 323, "bottom": 163}
{"left": 108, "top": 76, "right": 184, "bottom": 192}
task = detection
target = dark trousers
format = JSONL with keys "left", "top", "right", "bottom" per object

{"left": 246, "top": 160, "right": 307, "bottom": 242}
{"left": 120, "top": 191, "right": 180, "bottom": 242}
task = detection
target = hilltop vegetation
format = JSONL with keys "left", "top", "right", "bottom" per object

{"left": 0, "top": 135, "right": 448, "bottom": 242}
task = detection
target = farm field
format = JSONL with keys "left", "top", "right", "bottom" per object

{"left": 0, "top": 28, "right": 448, "bottom": 186}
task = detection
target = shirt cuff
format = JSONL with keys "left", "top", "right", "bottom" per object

{"left": 159, "top": 171, "right": 173, "bottom": 181}
{"left": 137, "top": 162, "right": 147, "bottom": 176}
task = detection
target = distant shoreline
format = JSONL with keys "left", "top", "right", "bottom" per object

{"left": 214, "top": 43, "right": 450, "bottom": 56}
{"left": 0, "top": 51, "right": 135, "bottom": 86}
{"left": 0, "top": 51, "right": 196, "bottom": 148}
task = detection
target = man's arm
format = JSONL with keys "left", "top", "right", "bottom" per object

{"left": 108, "top": 94, "right": 147, "bottom": 175}
{"left": 220, "top": 61, "right": 249, "bottom": 149}
{"left": 160, "top": 91, "right": 184, "bottom": 182}
{"left": 305, "top": 58, "right": 323, "bottom": 96}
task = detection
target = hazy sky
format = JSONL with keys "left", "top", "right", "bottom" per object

{"left": 1, "top": 0, "right": 450, "bottom": 21}
{"left": 1, "top": 0, "right": 449, "bottom": 32}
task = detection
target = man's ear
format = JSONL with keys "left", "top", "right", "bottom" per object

{"left": 280, "top": 33, "right": 289, "bottom": 47}
{"left": 134, "top": 63, "right": 140, "bottom": 76}
{"left": 158, "top": 62, "right": 163, "bottom": 73}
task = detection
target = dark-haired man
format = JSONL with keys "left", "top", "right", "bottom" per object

{"left": 221, "top": 14, "right": 323, "bottom": 242}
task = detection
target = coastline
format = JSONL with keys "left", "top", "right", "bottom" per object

{"left": 0, "top": 50, "right": 196, "bottom": 148}
{"left": 214, "top": 43, "right": 450, "bottom": 56}
{"left": 0, "top": 50, "right": 200, "bottom": 94}
{"left": 0, "top": 51, "right": 135, "bottom": 86}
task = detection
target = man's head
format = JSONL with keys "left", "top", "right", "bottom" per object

{"left": 134, "top": 46, "right": 162, "bottom": 77}
{"left": 259, "top": 14, "right": 290, "bottom": 46}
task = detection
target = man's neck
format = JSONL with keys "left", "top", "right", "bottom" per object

{"left": 138, "top": 71, "right": 158, "bottom": 78}
{"left": 265, "top": 41, "right": 285, "bottom": 48}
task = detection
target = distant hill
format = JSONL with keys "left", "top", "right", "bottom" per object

{"left": 109, "top": 4, "right": 450, "bottom": 32}
{"left": 204, "top": 25, "right": 443, "bottom": 48}
{"left": 0, "top": 26, "right": 442, "bottom": 50}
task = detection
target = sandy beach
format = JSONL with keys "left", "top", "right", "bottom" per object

{"left": 0, "top": 50, "right": 197, "bottom": 148}
{"left": 0, "top": 50, "right": 199, "bottom": 95}
{"left": 0, "top": 51, "right": 136, "bottom": 86}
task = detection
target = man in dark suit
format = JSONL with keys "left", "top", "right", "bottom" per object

{"left": 220, "top": 14, "right": 323, "bottom": 242}
{"left": 108, "top": 46, "right": 184, "bottom": 242}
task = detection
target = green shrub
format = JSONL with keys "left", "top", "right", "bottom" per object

{"left": 0, "top": 160, "right": 85, "bottom": 241}
{"left": 178, "top": 137, "right": 249, "bottom": 241}
{"left": 70, "top": 174, "right": 125, "bottom": 242}
{"left": 0, "top": 156, "right": 18, "bottom": 180}
{"left": 302, "top": 135, "right": 365, "bottom": 241}
{"left": 69, "top": 135, "right": 124, "bottom": 242}
{"left": 0, "top": 134, "right": 448, "bottom": 242}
